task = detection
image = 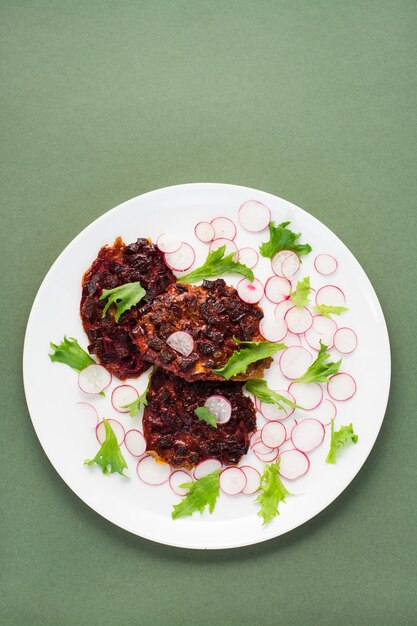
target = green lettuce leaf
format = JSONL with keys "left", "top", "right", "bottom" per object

{"left": 171, "top": 470, "right": 221, "bottom": 519}
{"left": 290, "top": 277, "right": 311, "bottom": 308}
{"left": 256, "top": 461, "right": 290, "bottom": 525}
{"left": 177, "top": 245, "right": 254, "bottom": 283}
{"left": 212, "top": 338, "right": 286, "bottom": 380}
{"left": 245, "top": 379, "right": 299, "bottom": 414}
{"left": 84, "top": 418, "right": 128, "bottom": 476}
{"left": 49, "top": 336, "right": 95, "bottom": 372}
{"left": 326, "top": 421, "right": 358, "bottom": 464}
{"left": 122, "top": 373, "right": 152, "bottom": 416}
{"left": 194, "top": 406, "right": 218, "bottom": 428}
{"left": 294, "top": 341, "right": 341, "bottom": 383}
{"left": 259, "top": 221, "right": 312, "bottom": 259}
{"left": 100, "top": 281, "right": 146, "bottom": 323}
{"left": 313, "top": 304, "right": 349, "bottom": 318}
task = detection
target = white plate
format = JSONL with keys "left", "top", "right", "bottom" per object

{"left": 23, "top": 183, "right": 390, "bottom": 549}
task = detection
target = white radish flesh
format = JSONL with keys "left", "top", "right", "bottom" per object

{"left": 280, "top": 346, "right": 313, "bottom": 379}
{"left": 260, "top": 391, "right": 295, "bottom": 420}
{"left": 237, "top": 278, "right": 264, "bottom": 304}
{"left": 285, "top": 306, "right": 313, "bottom": 334}
{"left": 195, "top": 221, "right": 215, "bottom": 243}
{"left": 314, "top": 254, "right": 338, "bottom": 275}
{"left": 76, "top": 402, "right": 99, "bottom": 429}
{"left": 111, "top": 385, "right": 139, "bottom": 413}
{"left": 264, "top": 276, "right": 292, "bottom": 304}
{"left": 327, "top": 373, "right": 357, "bottom": 401}
{"left": 156, "top": 233, "right": 181, "bottom": 253}
{"left": 261, "top": 421, "right": 287, "bottom": 448}
{"left": 334, "top": 327, "right": 358, "bottom": 354}
{"left": 193, "top": 458, "right": 222, "bottom": 479}
{"left": 211, "top": 217, "right": 237, "bottom": 240}
{"left": 259, "top": 316, "right": 287, "bottom": 342}
{"left": 164, "top": 242, "right": 195, "bottom": 272}
{"left": 136, "top": 455, "right": 171, "bottom": 485}
{"left": 209, "top": 237, "right": 238, "bottom": 258}
{"left": 96, "top": 419, "right": 125, "bottom": 446}
{"left": 238, "top": 200, "right": 271, "bottom": 232}
{"left": 288, "top": 382, "right": 323, "bottom": 410}
{"left": 78, "top": 364, "right": 112, "bottom": 395}
{"left": 281, "top": 253, "right": 300, "bottom": 279}
{"left": 169, "top": 470, "right": 192, "bottom": 496}
{"left": 124, "top": 429, "right": 147, "bottom": 457}
{"left": 303, "top": 398, "right": 336, "bottom": 426}
{"left": 238, "top": 247, "right": 259, "bottom": 269}
{"left": 279, "top": 449, "right": 310, "bottom": 480}
{"left": 204, "top": 395, "right": 232, "bottom": 424}
{"left": 219, "top": 467, "right": 247, "bottom": 495}
{"left": 315, "top": 285, "right": 346, "bottom": 307}
{"left": 283, "top": 417, "right": 298, "bottom": 441}
{"left": 166, "top": 331, "right": 194, "bottom": 356}
{"left": 249, "top": 430, "right": 262, "bottom": 449}
{"left": 275, "top": 299, "right": 294, "bottom": 320}
{"left": 291, "top": 419, "right": 325, "bottom": 453}
{"left": 282, "top": 332, "right": 302, "bottom": 347}
{"left": 271, "top": 250, "right": 293, "bottom": 277}
{"left": 305, "top": 315, "right": 337, "bottom": 350}
{"left": 252, "top": 442, "right": 279, "bottom": 463}
{"left": 240, "top": 466, "right": 261, "bottom": 494}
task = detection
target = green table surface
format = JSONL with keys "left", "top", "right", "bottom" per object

{"left": 1, "top": 1, "right": 416, "bottom": 625}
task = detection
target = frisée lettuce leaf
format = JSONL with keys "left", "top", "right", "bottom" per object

{"left": 245, "top": 379, "right": 299, "bottom": 414}
{"left": 100, "top": 281, "right": 146, "bottom": 323}
{"left": 294, "top": 341, "right": 341, "bottom": 384}
{"left": 314, "top": 304, "right": 348, "bottom": 318}
{"left": 256, "top": 461, "right": 290, "bottom": 525}
{"left": 194, "top": 406, "right": 218, "bottom": 428}
{"left": 212, "top": 337, "right": 286, "bottom": 380}
{"left": 290, "top": 277, "right": 311, "bottom": 308}
{"left": 84, "top": 418, "right": 128, "bottom": 476}
{"left": 49, "top": 336, "right": 95, "bottom": 372}
{"left": 177, "top": 245, "right": 254, "bottom": 283}
{"left": 326, "top": 421, "right": 358, "bottom": 464}
{"left": 259, "top": 221, "right": 312, "bottom": 259}
{"left": 171, "top": 470, "right": 221, "bottom": 520}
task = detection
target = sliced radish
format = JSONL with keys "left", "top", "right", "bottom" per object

{"left": 316, "top": 285, "right": 346, "bottom": 307}
{"left": 164, "top": 242, "right": 195, "bottom": 272}
{"left": 281, "top": 332, "right": 302, "bottom": 347}
{"left": 252, "top": 442, "right": 279, "bottom": 463}
{"left": 194, "top": 221, "right": 215, "bottom": 243}
{"left": 282, "top": 253, "right": 300, "bottom": 279}
{"left": 219, "top": 467, "right": 247, "bottom": 495}
{"left": 211, "top": 216, "right": 237, "bottom": 240}
{"left": 288, "top": 382, "right": 323, "bottom": 410}
{"left": 111, "top": 385, "right": 139, "bottom": 413}
{"left": 259, "top": 316, "right": 287, "bottom": 342}
{"left": 285, "top": 306, "right": 313, "bottom": 334}
{"left": 238, "top": 247, "right": 259, "bottom": 269}
{"left": 291, "top": 419, "right": 325, "bottom": 452}
{"left": 314, "top": 254, "right": 338, "bottom": 275}
{"left": 261, "top": 421, "right": 287, "bottom": 448}
{"left": 264, "top": 276, "right": 292, "bottom": 304}
{"left": 193, "top": 458, "right": 222, "bottom": 479}
{"left": 169, "top": 470, "right": 192, "bottom": 496}
{"left": 96, "top": 419, "right": 125, "bottom": 446}
{"left": 76, "top": 402, "right": 99, "bottom": 429}
{"left": 334, "top": 327, "right": 358, "bottom": 354}
{"left": 204, "top": 395, "right": 232, "bottom": 424}
{"left": 238, "top": 200, "right": 271, "bottom": 232}
{"left": 305, "top": 315, "right": 337, "bottom": 350}
{"left": 260, "top": 391, "right": 295, "bottom": 420}
{"left": 136, "top": 455, "right": 171, "bottom": 485}
{"left": 279, "top": 449, "right": 310, "bottom": 480}
{"left": 302, "top": 398, "right": 336, "bottom": 426}
{"left": 156, "top": 233, "right": 181, "bottom": 253}
{"left": 78, "top": 364, "right": 112, "bottom": 395}
{"left": 249, "top": 430, "right": 262, "bottom": 449}
{"left": 124, "top": 429, "right": 147, "bottom": 457}
{"left": 240, "top": 466, "right": 261, "bottom": 494}
{"left": 237, "top": 277, "right": 264, "bottom": 304}
{"left": 280, "top": 346, "right": 313, "bottom": 379}
{"left": 274, "top": 299, "right": 294, "bottom": 320}
{"left": 271, "top": 250, "right": 293, "bottom": 277}
{"left": 166, "top": 331, "right": 194, "bottom": 356}
{"left": 283, "top": 417, "right": 298, "bottom": 441}
{"left": 327, "top": 373, "right": 356, "bottom": 401}
{"left": 209, "top": 237, "right": 238, "bottom": 259}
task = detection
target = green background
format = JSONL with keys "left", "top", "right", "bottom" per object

{"left": 1, "top": 1, "right": 416, "bottom": 624}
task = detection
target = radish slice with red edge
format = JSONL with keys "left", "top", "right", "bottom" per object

{"left": 282, "top": 252, "right": 300, "bottom": 279}
{"left": 96, "top": 419, "right": 125, "bottom": 446}
{"left": 283, "top": 417, "right": 298, "bottom": 441}
{"left": 204, "top": 395, "right": 232, "bottom": 424}
{"left": 156, "top": 233, "right": 181, "bottom": 253}
{"left": 315, "top": 285, "right": 346, "bottom": 307}
{"left": 76, "top": 402, "right": 99, "bottom": 429}
{"left": 211, "top": 216, "right": 237, "bottom": 240}
{"left": 249, "top": 430, "right": 262, "bottom": 448}
{"left": 288, "top": 382, "right": 323, "bottom": 410}
{"left": 334, "top": 327, "right": 358, "bottom": 354}
{"left": 136, "top": 455, "right": 171, "bottom": 485}
{"left": 279, "top": 449, "right": 310, "bottom": 480}
{"left": 238, "top": 200, "right": 271, "bottom": 232}
{"left": 327, "top": 373, "right": 356, "bottom": 401}
{"left": 281, "top": 332, "right": 302, "bottom": 347}
{"left": 124, "top": 429, "right": 147, "bottom": 457}
{"left": 111, "top": 385, "right": 139, "bottom": 413}
{"left": 78, "top": 364, "right": 112, "bottom": 395}
{"left": 314, "top": 254, "right": 338, "bottom": 275}
{"left": 193, "top": 458, "right": 222, "bottom": 479}
{"left": 275, "top": 299, "right": 294, "bottom": 320}
{"left": 264, "top": 276, "right": 292, "bottom": 304}
{"left": 271, "top": 250, "right": 293, "bottom": 277}
{"left": 164, "top": 242, "right": 195, "bottom": 272}
{"left": 219, "top": 467, "right": 247, "bottom": 495}
{"left": 259, "top": 316, "right": 287, "bottom": 342}
{"left": 169, "top": 470, "right": 192, "bottom": 496}
{"left": 305, "top": 315, "right": 337, "bottom": 350}
{"left": 238, "top": 247, "right": 259, "bottom": 269}
{"left": 166, "top": 331, "right": 194, "bottom": 356}
{"left": 302, "top": 398, "right": 336, "bottom": 426}
{"left": 237, "top": 277, "right": 264, "bottom": 304}
{"left": 240, "top": 466, "right": 261, "bottom": 494}
{"left": 280, "top": 346, "right": 313, "bottom": 379}
{"left": 285, "top": 306, "right": 313, "bottom": 334}
{"left": 209, "top": 237, "right": 238, "bottom": 258}
{"left": 252, "top": 442, "right": 279, "bottom": 463}
{"left": 194, "top": 221, "right": 215, "bottom": 243}
{"left": 261, "top": 421, "right": 287, "bottom": 448}
{"left": 291, "top": 419, "right": 325, "bottom": 452}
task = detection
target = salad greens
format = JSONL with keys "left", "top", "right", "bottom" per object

{"left": 194, "top": 406, "right": 218, "bottom": 428}
{"left": 290, "top": 276, "right": 311, "bottom": 309}
{"left": 256, "top": 461, "right": 290, "bottom": 525}
{"left": 294, "top": 341, "right": 341, "bottom": 384}
{"left": 326, "top": 422, "right": 358, "bottom": 464}
{"left": 245, "top": 379, "right": 299, "bottom": 413}
{"left": 212, "top": 337, "right": 286, "bottom": 380}
{"left": 313, "top": 304, "right": 349, "bottom": 318}
{"left": 49, "top": 336, "right": 94, "bottom": 372}
{"left": 84, "top": 418, "right": 128, "bottom": 476}
{"left": 171, "top": 470, "right": 221, "bottom": 520}
{"left": 259, "top": 221, "right": 312, "bottom": 259}
{"left": 122, "top": 373, "right": 152, "bottom": 416}
{"left": 177, "top": 245, "right": 254, "bottom": 283}
{"left": 100, "top": 281, "right": 146, "bottom": 323}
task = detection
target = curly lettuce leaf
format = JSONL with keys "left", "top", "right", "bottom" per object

{"left": 171, "top": 470, "right": 221, "bottom": 520}
{"left": 194, "top": 406, "right": 218, "bottom": 428}
{"left": 177, "top": 245, "right": 254, "bottom": 283}
{"left": 256, "top": 461, "right": 290, "bottom": 525}
{"left": 290, "top": 277, "right": 311, "bottom": 309}
{"left": 245, "top": 379, "right": 299, "bottom": 414}
{"left": 294, "top": 341, "right": 341, "bottom": 383}
{"left": 49, "top": 336, "right": 95, "bottom": 372}
{"left": 84, "top": 418, "right": 128, "bottom": 476}
{"left": 314, "top": 304, "right": 349, "bottom": 318}
{"left": 212, "top": 338, "right": 286, "bottom": 380}
{"left": 100, "top": 281, "right": 146, "bottom": 323}
{"left": 259, "top": 221, "right": 312, "bottom": 259}
{"left": 326, "top": 421, "right": 358, "bottom": 464}
{"left": 122, "top": 373, "right": 152, "bottom": 416}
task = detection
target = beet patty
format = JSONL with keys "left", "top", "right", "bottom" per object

{"left": 80, "top": 237, "right": 175, "bottom": 380}
{"left": 143, "top": 368, "right": 257, "bottom": 469}
{"left": 130, "top": 279, "right": 272, "bottom": 382}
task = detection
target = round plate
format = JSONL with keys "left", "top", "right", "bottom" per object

{"left": 23, "top": 183, "right": 390, "bottom": 549}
